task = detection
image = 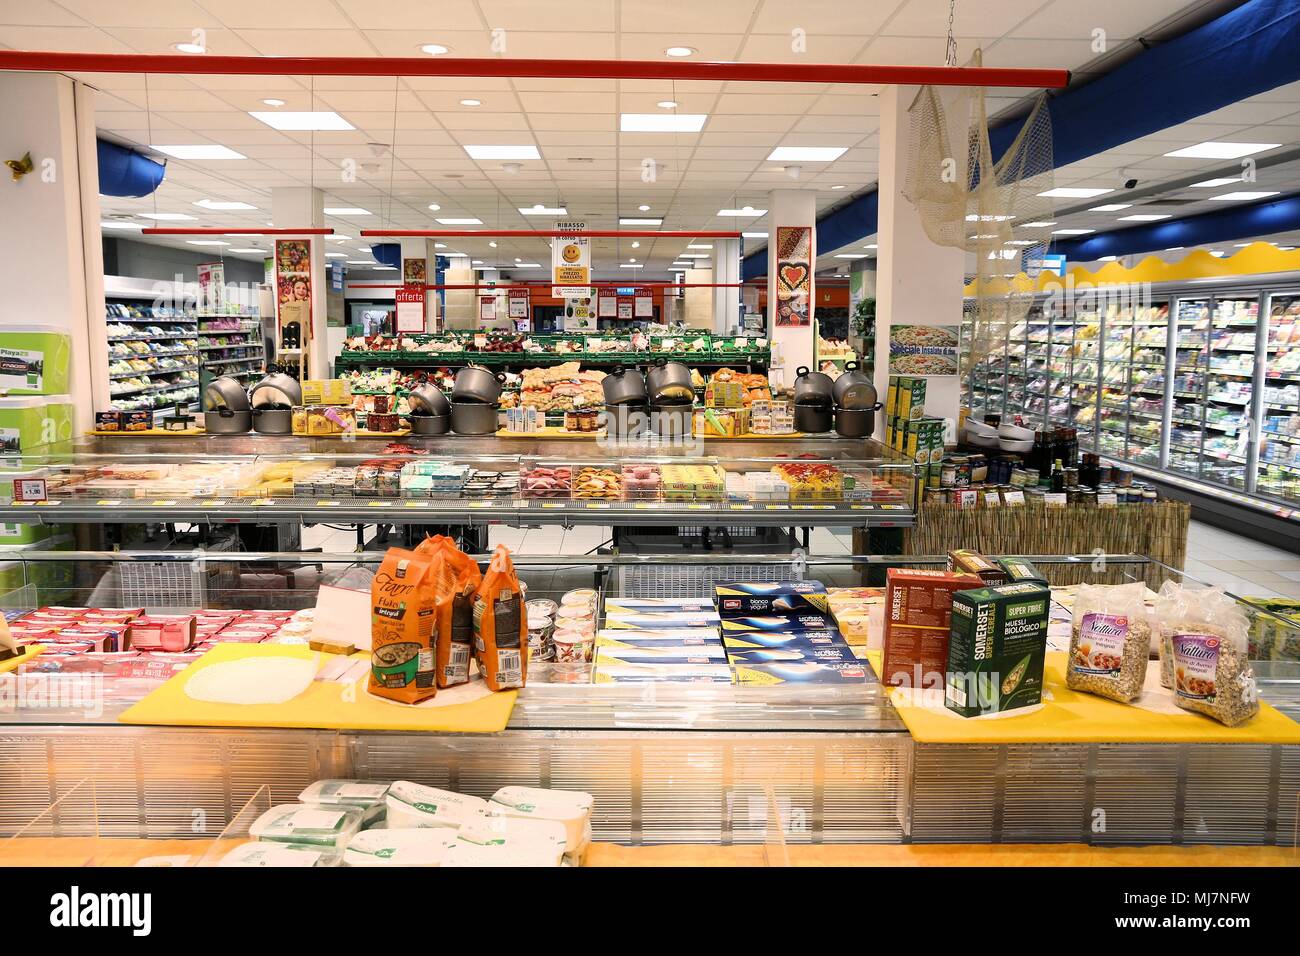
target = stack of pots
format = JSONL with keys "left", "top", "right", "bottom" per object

{"left": 645, "top": 358, "right": 694, "bottom": 440}
{"left": 600, "top": 364, "right": 649, "bottom": 441}
{"left": 449, "top": 366, "right": 504, "bottom": 435}
{"left": 407, "top": 382, "right": 451, "bottom": 435}
{"left": 792, "top": 365, "right": 835, "bottom": 434}
{"left": 203, "top": 375, "right": 252, "bottom": 434}
{"left": 249, "top": 368, "right": 302, "bottom": 435}
{"left": 830, "top": 361, "right": 882, "bottom": 438}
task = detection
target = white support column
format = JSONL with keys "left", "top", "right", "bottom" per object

{"left": 271, "top": 187, "right": 329, "bottom": 377}
{"left": 397, "top": 237, "right": 438, "bottom": 331}
{"left": 873, "top": 85, "right": 966, "bottom": 437}
{"left": 0, "top": 72, "right": 104, "bottom": 432}
{"left": 767, "top": 189, "right": 817, "bottom": 386}
{"left": 712, "top": 238, "right": 741, "bottom": 334}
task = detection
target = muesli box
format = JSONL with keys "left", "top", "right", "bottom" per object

{"left": 880, "top": 568, "right": 982, "bottom": 688}
{"left": 944, "top": 581, "right": 1050, "bottom": 717}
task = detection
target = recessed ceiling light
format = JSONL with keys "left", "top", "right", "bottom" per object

{"left": 1189, "top": 177, "right": 1240, "bottom": 188}
{"left": 139, "top": 212, "right": 197, "bottom": 221}
{"left": 420, "top": 44, "right": 450, "bottom": 55}
{"left": 434, "top": 243, "right": 447, "bottom": 249}
{"left": 665, "top": 46, "right": 695, "bottom": 57}
{"left": 829, "top": 184, "right": 847, "bottom": 190}
{"left": 489, "top": 241, "right": 498, "bottom": 248}
{"left": 460, "top": 99, "right": 481, "bottom": 107}
{"left": 669, "top": 267, "right": 687, "bottom": 272}
{"left": 186, "top": 240, "right": 229, "bottom": 246}
{"left": 464, "top": 144, "right": 540, "bottom": 160}
{"left": 657, "top": 101, "right": 679, "bottom": 109}
{"left": 672, "top": 261, "right": 690, "bottom": 267}
{"left": 1051, "top": 228, "right": 1095, "bottom": 235}
{"left": 631, "top": 241, "right": 641, "bottom": 248}
{"left": 325, "top": 252, "right": 347, "bottom": 258}
{"left": 628, "top": 257, "right": 637, "bottom": 263}
{"left": 1090, "top": 203, "right": 1131, "bottom": 212}
{"left": 1165, "top": 246, "right": 1184, "bottom": 251}
{"left": 100, "top": 221, "right": 141, "bottom": 229}
{"left": 1037, "top": 187, "right": 1114, "bottom": 198}
{"left": 250, "top": 111, "right": 354, "bottom": 131}
{"left": 638, "top": 204, "right": 651, "bottom": 212}
{"left": 620, "top": 263, "right": 644, "bottom": 268}
{"left": 1020, "top": 221, "right": 1057, "bottom": 228}
{"left": 687, "top": 243, "right": 712, "bottom": 249}
{"left": 1163, "top": 141, "right": 1280, "bottom": 159}
{"left": 1209, "top": 191, "right": 1280, "bottom": 201}
{"left": 742, "top": 232, "right": 768, "bottom": 239}
{"left": 620, "top": 113, "right": 707, "bottom": 132}
{"left": 514, "top": 263, "right": 541, "bottom": 268}
{"left": 193, "top": 199, "right": 257, "bottom": 210}
{"left": 1118, "top": 214, "right": 1172, "bottom": 221}
{"left": 718, "top": 206, "right": 766, "bottom": 217}
{"left": 346, "top": 260, "right": 377, "bottom": 265}
{"left": 427, "top": 203, "right": 441, "bottom": 212}
{"left": 436, "top": 217, "right": 483, "bottom": 225}
{"left": 324, "top": 207, "right": 371, "bottom": 216}
{"left": 767, "top": 146, "right": 848, "bottom": 162}
{"left": 519, "top": 204, "right": 567, "bottom": 215}
{"left": 261, "top": 98, "right": 285, "bottom": 107}
{"left": 620, "top": 217, "right": 662, "bottom": 226}
{"left": 834, "top": 253, "right": 868, "bottom": 259}
{"left": 472, "top": 260, "right": 483, "bottom": 265}
{"left": 151, "top": 144, "right": 246, "bottom": 160}
{"left": 172, "top": 41, "right": 205, "bottom": 54}
{"left": 228, "top": 248, "right": 265, "bottom": 254}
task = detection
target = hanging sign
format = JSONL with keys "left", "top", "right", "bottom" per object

{"left": 774, "top": 225, "right": 812, "bottom": 328}
{"left": 551, "top": 219, "right": 591, "bottom": 297}
{"left": 330, "top": 259, "right": 344, "bottom": 292}
{"left": 394, "top": 287, "right": 425, "bottom": 333}
{"left": 635, "top": 294, "right": 653, "bottom": 318}
{"left": 480, "top": 296, "right": 497, "bottom": 321}
{"left": 598, "top": 292, "right": 617, "bottom": 317}
{"left": 508, "top": 290, "right": 529, "bottom": 319}
{"left": 617, "top": 299, "right": 634, "bottom": 320}
{"left": 197, "top": 261, "right": 226, "bottom": 313}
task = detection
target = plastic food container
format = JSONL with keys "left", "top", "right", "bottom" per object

{"left": 218, "top": 841, "right": 342, "bottom": 868}
{"left": 488, "top": 786, "right": 594, "bottom": 855}
{"left": 561, "top": 589, "right": 597, "bottom": 606}
{"left": 343, "top": 827, "right": 458, "bottom": 867}
{"left": 299, "top": 779, "right": 391, "bottom": 807}
{"left": 448, "top": 816, "right": 568, "bottom": 867}
{"left": 553, "top": 630, "right": 593, "bottom": 663}
{"left": 384, "top": 780, "right": 489, "bottom": 830}
{"left": 525, "top": 599, "right": 557, "bottom": 620}
{"left": 248, "top": 804, "right": 366, "bottom": 848}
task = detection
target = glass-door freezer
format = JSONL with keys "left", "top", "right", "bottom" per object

{"left": 1167, "top": 296, "right": 1212, "bottom": 480}
{"left": 1125, "top": 300, "right": 1170, "bottom": 467}
{"left": 1201, "top": 295, "right": 1258, "bottom": 491}
{"left": 1256, "top": 290, "right": 1300, "bottom": 504}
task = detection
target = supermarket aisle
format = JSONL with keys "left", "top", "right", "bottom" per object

{"left": 1182, "top": 520, "right": 1300, "bottom": 600}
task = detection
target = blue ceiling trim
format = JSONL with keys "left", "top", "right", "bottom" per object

{"left": 1051, "top": 191, "right": 1300, "bottom": 260}
{"left": 743, "top": 0, "right": 1300, "bottom": 277}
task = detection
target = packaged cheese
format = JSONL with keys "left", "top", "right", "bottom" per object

{"left": 343, "top": 828, "right": 458, "bottom": 867}
{"left": 218, "top": 841, "right": 341, "bottom": 867}
{"left": 488, "top": 786, "right": 594, "bottom": 855}
{"left": 385, "top": 781, "right": 488, "bottom": 830}
{"left": 248, "top": 804, "right": 366, "bottom": 848}
{"left": 454, "top": 816, "right": 568, "bottom": 866}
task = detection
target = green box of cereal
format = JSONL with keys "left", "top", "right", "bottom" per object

{"left": 944, "top": 581, "right": 1050, "bottom": 717}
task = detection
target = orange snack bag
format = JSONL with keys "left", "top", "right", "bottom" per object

{"left": 472, "top": 545, "right": 527, "bottom": 691}
{"left": 369, "top": 547, "right": 439, "bottom": 704}
{"left": 416, "top": 535, "right": 482, "bottom": 688}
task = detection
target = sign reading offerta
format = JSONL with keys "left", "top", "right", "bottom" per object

{"left": 552, "top": 220, "right": 591, "bottom": 298}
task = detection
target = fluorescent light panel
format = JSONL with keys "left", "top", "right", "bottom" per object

{"left": 1051, "top": 228, "right": 1094, "bottom": 235}
{"left": 1189, "top": 177, "right": 1240, "bottom": 188}
{"left": 1209, "top": 191, "right": 1280, "bottom": 201}
{"left": 193, "top": 199, "right": 257, "bottom": 210}
{"left": 435, "top": 217, "right": 483, "bottom": 225}
{"left": 1118, "top": 214, "right": 1171, "bottom": 221}
{"left": 151, "top": 144, "right": 246, "bottom": 160}
{"left": 718, "top": 207, "right": 766, "bottom": 216}
{"left": 619, "top": 217, "right": 662, "bottom": 225}
{"left": 1089, "top": 204, "right": 1131, "bottom": 212}
{"left": 620, "top": 113, "right": 707, "bottom": 132}
{"left": 324, "top": 207, "right": 371, "bottom": 216}
{"left": 139, "top": 212, "right": 196, "bottom": 221}
{"left": 1038, "top": 187, "right": 1113, "bottom": 198}
{"left": 464, "top": 144, "right": 540, "bottom": 160}
{"left": 767, "top": 146, "right": 848, "bottom": 162}
{"left": 249, "top": 111, "right": 354, "bottom": 131}
{"left": 518, "top": 205, "right": 567, "bottom": 215}
{"left": 1163, "top": 141, "right": 1280, "bottom": 159}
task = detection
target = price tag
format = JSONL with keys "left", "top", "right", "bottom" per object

{"left": 541, "top": 502, "right": 566, "bottom": 509}
{"left": 1097, "top": 492, "right": 1118, "bottom": 507}
{"left": 882, "top": 504, "right": 908, "bottom": 510}
{"left": 586, "top": 502, "right": 611, "bottom": 510}
{"left": 317, "top": 500, "right": 341, "bottom": 508}
{"left": 1044, "top": 492, "right": 1068, "bottom": 508}
{"left": 12, "top": 478, "right": 46, "bottom": 502}
{"left": 251, "top": 498, "right": 275, "bottom": 506}
{"left": 96, "top": 499, "right": 122, "bottom": 507}
{"left": 765, "top": 504, "right": 790, "bottom": 511}
{"left": 404, "top": 501, "right": 429, "bottom": 509}
{"left": 151, "top": 499, "right": 177, "bottom": 507}
{"left": 850, "top": 504, "right": 876, "bottom": 511}
{"left": 468, "top": 501, "right": 491, "bottom": 509}
{"left": 35, "top": 500, "right": 60, "bottom": 507}
{"left": 687, "top": 504, "right": 711, "bottom": 510}
{"left": 367, "top": 500, "right": 388, "bottom": 507}
{"left": 1003, "top": 490, "right": 1025, "bottom": 507}
{"left": 983, "top": 492, "right": 1001, "bottom": 507}
{"left": 205, "top": 500, "right": 227, "bottom": 507}
{"left": 793, "top": 504, "right": 834, "bottom": 511}
{"left": 634, "top": 503, "right": 654, "bottom": 510}
{"left": 729, "top": 504, "right": 755, "bottom": 511}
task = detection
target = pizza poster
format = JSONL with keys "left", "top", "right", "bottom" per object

{"left": 403, "top": 257, "right": 426, "bottom": 286}
{"left": 888, "top": 325, "right": 960, "bottom": 376}
{"left": 275, "top": 238, "right": 313, "bottom": 377}
{"left": 774, "top": 225, "right": 812, "bottom": 328}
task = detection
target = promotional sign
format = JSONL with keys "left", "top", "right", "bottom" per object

{"left": 403, "top": 258, "right": 427, "bottom": 286}
{"left": 275, "top": 239, "right": 313, "bottom": 376}
{"left": 617, "top": 299, "right": 634, "bottom": 320}
{"left": 197, "top": 261, "right": 225, "bottom": 313}
{"left": 394, "top": 287, "right": 426, "bottom": 333}
{"left": 551, "top": 220, "right": 591, "bottom": 297}
{"left": 774, "top": 225, "right": 812, "bottom": 328}
{"left": 598, "top": 293, "right": 617, "bottom": 317}
{"left": 330, "top": 260, "right": 344, "bottom": 293}
{"left": 480, "top": 296, "right": 497, "bottom": 321}
{"left": 635, "top": 294, "right": 653, "bottom": 318}
{"left": 508, "top": 290, "right": 529, "bottom": 319}
{"left": 888, "top": 325, "right": 960, "bottom": 376}
{"left": 563, "top": 297, "right": 596, "bottom": 331}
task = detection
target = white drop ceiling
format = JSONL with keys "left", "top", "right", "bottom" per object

{"left": 0, "top": 0, "right": 1280, "bottom": 278}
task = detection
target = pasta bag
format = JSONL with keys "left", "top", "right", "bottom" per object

{"left": 1066, "top": 582, "right": 1150, "bottom": 703}
{"left": 473, "top": 545, "right": 527, "bottom": 692}
{"left": 417, "top": 535, "right": 482, "bottom": 688}
{"left": 369, "top": 547, "right": 440, "bottom": 704}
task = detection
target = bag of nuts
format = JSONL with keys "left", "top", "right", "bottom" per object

{"left": 1066, "top": 582, "right": 1151, "bottom": 702}
{"left": 1155, "top": 583, "right": 1259, "bottom": 727}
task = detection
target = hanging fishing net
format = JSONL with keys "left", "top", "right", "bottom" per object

{"left": 902, "top": 49, "right": 1056, "bottom": 380}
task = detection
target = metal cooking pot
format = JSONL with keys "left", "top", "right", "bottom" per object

{"left": 645, "top": 358, "right": 694, "bottom": 404}
{"left": 249, "top": 368, "right": 302, "bottom": 408}
{"left": 251, "top": 406, "right": 293, "bottom": 434}
{"left": 831, "top": 361, "right": 878, "bottom": 410}
{"left": 833, "top": 405, "right": 876, "bottom": 439}
{"left": 204, "top": 407, "right": 251, "bottom": 434}
{"left": 601, "top": 364, "right": 648, "bottom": 406}
{"left": 408, "top": 383, "right": 450, "bottom": 417}
{"left": 794, "top": 403, "right": 833, "bottom": 434}
{"left": 600, "top": 403, "right": 649, "bottom": 442}
{"left": 451, "top": 366, "right": 505, "bottom": 404}
{"left": 793, "top": 366, "right": 835, "bottom": 407}
{"left": 202, "top": 375, "right": 250, "bottom": 412}
{"left": 450, "top": 400, "right": 499, "bottom": 435}
{"left": 409, "top": 413, "right": 450, "bottom": 436}
{"left": 649, "top": 401, "right": 694, "bottom": 441}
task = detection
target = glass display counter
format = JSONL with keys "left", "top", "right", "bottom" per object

{"left": 0, "top": 550, "right": 1295, "bottom": 851}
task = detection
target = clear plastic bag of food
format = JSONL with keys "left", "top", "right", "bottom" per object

{"left": 1066, "top": 582, "right": 1150, "bottom": 702}
{"left": 1155, "top": 583, "right": 1259, "bottom": 727}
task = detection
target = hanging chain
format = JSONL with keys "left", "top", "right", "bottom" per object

{"left": 945, "top": 0, "right": 959, "bottom": 67}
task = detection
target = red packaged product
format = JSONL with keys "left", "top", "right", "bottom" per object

{"left": 128, "top": 615, "right": 197, "bottom": 652}
{"left": 881, "top": 568, "right": 982, "bottom": 688}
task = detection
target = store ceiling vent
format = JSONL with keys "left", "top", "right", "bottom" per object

{"left": 97, "top": 138, "right": 166, "bottom": 198}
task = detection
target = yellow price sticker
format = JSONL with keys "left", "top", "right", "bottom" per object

{"left": 765, "top": 504, "right": 790, "bottom": 510}
{"left": 151, "top": 500, "right": 177, "bottom": 507}
{"left": 96, "top": 499, "right": 122, "bottom": 506}
{"left": 541, "top": 502, "right": 566, "bottom": 509}
{"left": 730, "top": 504, "right": 755, "bottom": 511}
{"left": 468, "top": 501, "right": 491, "bottom": 508}
{"left": 12, "top": 501, "right": 36, "bottom": 507}
{"left": 687, "top": 504, "right": 711, "bottom": 510}
{"left": 251, "top": 498, "right": 275, "bottom": 506}
{"left": 404, "top": 501, "right": 430, "bottom": 509}
{"left": 367, "top": 500, "right": 388, "bottom": 507}
{"left": 586, "top": 503, "right": 611, "bottom": 510}
{"left": 317, "top": 501, "right": 341, "bottom": 507}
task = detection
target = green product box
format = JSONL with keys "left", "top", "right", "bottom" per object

{"left": 903, "top": 417, "right": 945, "bottom": 464}
{"left": 895, "top": 376, "right": 926, "bottom": 421}
{"left": 945, "top": 581, "right": 1050, "bottom": 717}
{"left": 889, "top": 416, "right": 905, "bottom": 452}
{"left": 0, "top": 326, "right": 71, "bottom": 396}
{"left": 0, "top": 397, "right": 74, "bottom": 467}
{"left": 0, "top": 521, "right": 52, "bottom": 545}
{"left": 996, "top": 556, "right": 1049, "bottom": 586}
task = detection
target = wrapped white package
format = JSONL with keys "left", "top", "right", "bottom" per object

{"left": 488, "top": 786, "right": 594, "bottom": 854}
{"left": 248, "top": 804, "right": 365, "bottom": 848}
{"left": 219, "top": 841, "right": 341, "bottom": 867}
{"left": 385, "top": 780, "right": 488, "bottom": 830}
{"left": 343, "top": 828, "right": 457, "bottom": 867}
{"left": 452, "top": 815, "right": 567, "bottom": 866}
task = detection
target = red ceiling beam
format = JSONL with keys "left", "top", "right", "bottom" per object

{"left": 346, "top": 282, "right": 752, "bottom": 290}
{"left": 140, "top": 227, "right": 333, "bottom": 235}
{"left": 0, "top": 51, "right": 1069, "bottom": 89}
{"left": 362, "top": 230, "right": 742, "bottom": 239}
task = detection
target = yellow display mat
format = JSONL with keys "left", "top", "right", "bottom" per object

{"left": 0, "top": 644, "right": 43, "bottom": 675}
{"left": 866, "top": 650, "right": 1300, "bottom": 745}
{"left": 118, "top": 644, "right": 516, "bottom": 734}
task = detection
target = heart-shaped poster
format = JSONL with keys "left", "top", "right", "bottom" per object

{"left": 779, "top": 263, "right": 808, "bottom": 292}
